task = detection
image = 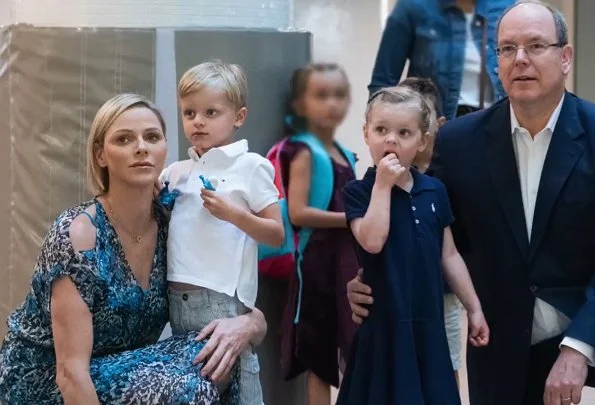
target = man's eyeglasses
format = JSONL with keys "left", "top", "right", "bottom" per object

{"left": 496, "top": 42, "right": 565, "bottom": 58}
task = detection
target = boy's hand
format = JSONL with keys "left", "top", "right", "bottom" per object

{"left": 376, "top": 153, "right": 407, "bottom": 189}
{"left": 468, "top": 310, "right": 490, "bottom": 347}
{"left": 200, "top": 189, "right": 242, "bottom": 223}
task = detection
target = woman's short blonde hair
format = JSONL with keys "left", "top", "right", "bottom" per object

{"left": 177, "top": 60, "right": 248, "bottom": 110}
{"left": 86, "top": 93, "right": 166, "bottom": 196}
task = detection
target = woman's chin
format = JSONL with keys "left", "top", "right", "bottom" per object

{"left": 119, "top": 176, "right": 158, "bottom": 191}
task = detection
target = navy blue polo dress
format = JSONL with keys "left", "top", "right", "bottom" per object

{"left": 337, "top": 167, "right": 461, "bottom": 405}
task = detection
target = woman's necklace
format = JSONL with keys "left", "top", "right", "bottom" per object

{"left": 106, "top": 198, "right": 153, "bottom": 244}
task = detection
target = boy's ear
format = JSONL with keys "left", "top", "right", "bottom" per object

{"left": 437, "top": 116, "right": 447, "bottom": 128}
{"left": 234, "top": 107, "right": 248, "bottom": 129}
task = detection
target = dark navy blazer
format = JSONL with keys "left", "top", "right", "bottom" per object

{"left": 430, "top": 92, "right": 595, "bottom": 404}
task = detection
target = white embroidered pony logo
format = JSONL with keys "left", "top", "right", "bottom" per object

{"left": 431, "top": 203, "right": 436, "bottom": 213}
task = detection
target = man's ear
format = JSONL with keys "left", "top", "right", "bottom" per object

{"left": 561, "top": 44, "right": 574, "bottom": 76}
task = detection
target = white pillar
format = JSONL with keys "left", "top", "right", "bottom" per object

{"left": 12, "top": 0, "right": 293, "bottom": 29}
{"left": 0, "top": 0, "right": 13, "bottom": 26}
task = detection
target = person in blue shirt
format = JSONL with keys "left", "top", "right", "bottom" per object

{"left": 369, "top": 0, "right": 514, "bottom": 119}
{"left": 337, "top": 86, "right": 489, "bottom": 405}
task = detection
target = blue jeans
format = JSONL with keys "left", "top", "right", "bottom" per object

{"left": 169, "top": 288, "right": 264, "bottom": 405}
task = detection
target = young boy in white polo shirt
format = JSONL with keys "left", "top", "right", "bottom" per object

{"left": 159, "top": 61, "right": 284, "bottom": 404}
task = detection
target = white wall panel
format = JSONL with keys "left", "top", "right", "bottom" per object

{"left": 295, "top": 0, "right": 383, "bottom": 175}
{"left": 0, "top": 0, "right": 13, "bottom": 26}
{"left": 12, "top": 0, "right": 292, "bottom": 29}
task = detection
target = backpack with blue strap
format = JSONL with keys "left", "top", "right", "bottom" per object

{"left": 258, "top": 125, "right": 356, "bottom": 324}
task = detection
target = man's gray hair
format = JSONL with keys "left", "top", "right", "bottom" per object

{"left": 496, "top": 0, "right": 568, "bottom": 45}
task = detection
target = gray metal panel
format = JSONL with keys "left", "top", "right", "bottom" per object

{"left": 173, "top": 28, "right": 311, "bottom": 405}
{"left": 0, "top": 25, "right": 156, "bottom": 339}
{"left": 575, "top": 1, "right": 595, "bottom": 102}
{"left": 0, "top": 27, "right": 12, "bottom": 339}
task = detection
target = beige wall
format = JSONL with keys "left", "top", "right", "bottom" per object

{"left": 547, "top": 0, "right": 575, "bottom": 92}
{"left": 0, "top": 1, "right": 13, "bottom": 26}
{"left": 294, "top": 0, "right": 384, "bottom": 175}
{"left": 572, "top": 0, "right": 595, "bottom": 102}
{"left": 10, "top": 0, "right": 291, "bottom": 28}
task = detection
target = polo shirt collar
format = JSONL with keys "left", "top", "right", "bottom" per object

{"left": 188, "top": 139, "right": 249, "bottom": 162}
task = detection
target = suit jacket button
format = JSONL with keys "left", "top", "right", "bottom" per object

{"left": 529, "top": 285, "right": 538, "bottom": 293}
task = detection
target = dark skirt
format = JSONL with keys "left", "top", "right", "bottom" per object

{"left": 279, "top": 142, "right": 360, "bottom": 387}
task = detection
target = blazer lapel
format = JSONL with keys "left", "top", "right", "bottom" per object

{"left": 528, "top": 94, "right": 585, "bottom": 261}
{"left": 485, "top": 101, "right": 529, "bottom": 257}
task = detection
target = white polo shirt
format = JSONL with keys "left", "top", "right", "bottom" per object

{"left": 160, "top": 139, "right": 278, "bottom": 307}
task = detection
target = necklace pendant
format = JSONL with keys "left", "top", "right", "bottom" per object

{"left": 136, "top": 235, "right": 142, "bottom": 244}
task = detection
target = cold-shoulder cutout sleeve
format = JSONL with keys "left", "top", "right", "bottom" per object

{"left": 32, "top": 207, "right": 104, "bottom": 315}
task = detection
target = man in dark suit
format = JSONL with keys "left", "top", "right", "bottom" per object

{"left": 346, "top": 1, "right": 595, "bottom": 404}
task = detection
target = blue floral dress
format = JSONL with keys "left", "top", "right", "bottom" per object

{"left": 0, "top": 199, "right": 238, "bottom": 404}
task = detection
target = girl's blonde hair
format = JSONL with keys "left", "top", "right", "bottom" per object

{"left": 366, "top": 86, "right": 432, "bottom": 134}
{"left": 178, "top": 60, "right": 248, "bottom": 110}
{"left": 86, "top": 93, "right": 166, "bottom": 196}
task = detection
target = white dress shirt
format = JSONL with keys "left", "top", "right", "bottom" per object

{"left": 510, "top": 94, "right": 595, "bottom": 365}
{"left": 458, "top": 13, "right": 482, "bottom": 108}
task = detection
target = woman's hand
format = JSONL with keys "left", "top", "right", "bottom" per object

{"left": 193, "top": 313, "right": 262, "bottom": 383}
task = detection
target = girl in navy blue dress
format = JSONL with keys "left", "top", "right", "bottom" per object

{"left": 337, "top": 86, "right": 490, "bottom": 405}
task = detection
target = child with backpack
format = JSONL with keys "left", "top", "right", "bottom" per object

{"left": 276, "top": 63, "right": 360, "bottom": 405}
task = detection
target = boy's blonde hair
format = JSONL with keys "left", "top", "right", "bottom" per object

{"left": 86, "top": 93, "right": 166, "bottom": 196}
{"left": 178, "top": 60, "right": 248, "bottom": 110}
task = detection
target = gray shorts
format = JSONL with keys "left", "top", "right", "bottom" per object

{"left": 168, "top": 288, "right": 264, "bottom": 405}
{"left": 443, "top": 293, "right": 462, "bottom": 371}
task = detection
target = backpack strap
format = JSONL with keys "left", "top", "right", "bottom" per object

{"left": 270, "top": 137, "right": 289, "bottom": 199}
{"left": 291, "top": 134, "right": 356, "bottom": 253}
{"left": 336, "top": 141, "right": 356, "bottom": 171}
{"left": 257, "top": 138, "right": 293, "bottom": 263}
{"left": 289, "top": 133, "right": 356, "bottom": 323}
